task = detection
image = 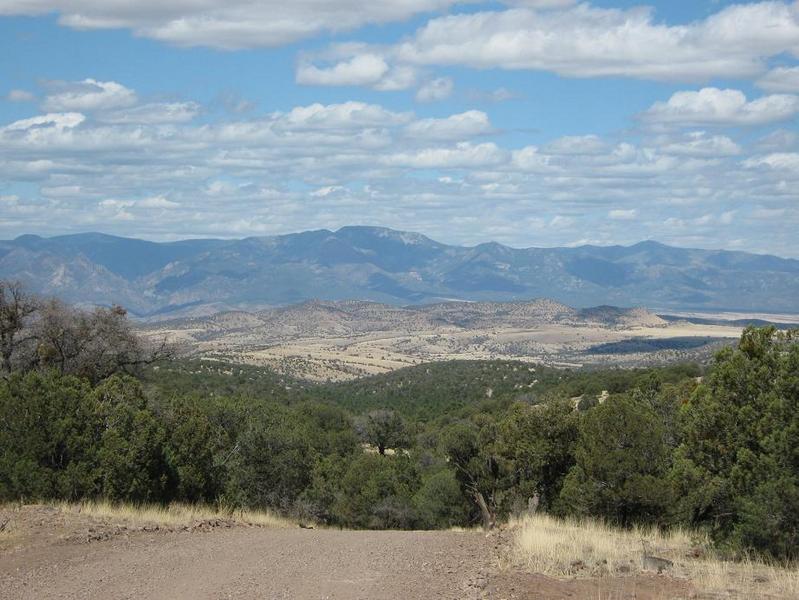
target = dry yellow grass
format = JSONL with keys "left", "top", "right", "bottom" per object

{"left": 58, "top": 500, "right": 292, "bottom": 528}
{"left": 511, "top": 513, "right": 799, "bottom": 599}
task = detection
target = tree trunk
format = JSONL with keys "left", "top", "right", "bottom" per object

{"left": 473, "top": 491, "right": 494, "bottom": 531}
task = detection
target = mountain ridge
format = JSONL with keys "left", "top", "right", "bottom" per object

{"left": 2, "top": 226, "right": 798, "bottom": 315}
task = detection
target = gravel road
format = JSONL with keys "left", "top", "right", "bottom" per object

{"left": 1, "top": 527, "right": 500, "bottom": 600}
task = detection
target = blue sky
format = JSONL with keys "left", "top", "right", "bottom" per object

{"left": 1, "top": 1, "right": 798, "bottom": 256}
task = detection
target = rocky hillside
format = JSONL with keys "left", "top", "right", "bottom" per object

{"left": 150, "top": 298, "right": 667, "bottom": 343}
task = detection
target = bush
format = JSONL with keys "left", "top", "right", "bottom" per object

{"left": 559, "top": 395, "right": 673, "bottom": 526}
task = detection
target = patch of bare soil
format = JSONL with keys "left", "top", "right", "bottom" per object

{"left": 0, "top": 506, "right": 697, "bottom": 600}
{"left": 488, "top": 571, "right": 695, "bottom": 599}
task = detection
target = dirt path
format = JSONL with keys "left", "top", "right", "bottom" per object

{"left": 1, "top": 527, "right": 500, "bottom": 600}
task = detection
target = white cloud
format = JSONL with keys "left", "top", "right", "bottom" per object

{"left": 6, "top": 89, "right": 35, "bottom": 102}
{"left": 405, "top": 110, "right": 491, "bottom": 140}
{"left": 5, "top": 112, "right": 85, "bottom": 131}
{"left": 296, "top": 54, "right": 389, "bottom": 87}
{"left": 640, "top": 88, "right": 799, "bottom": 127}
{"left": 550, "top": 215, "right": 574, "bottom": 228}
{"left": 1, "top": 0, "right": 460, "bottom": 49}
{"left": 660, "top": 132, "right": 742, "bottom": 157}
{"left": 743, "top": 152, "right": 799, "bottom": 170}
{"left": 757, "top": 66, "right": 799, "bottom": 93}
{"left": 97, "top": 102, "right": 201, "bottom": 124}
{"left": 608, "top": 209, "right": 638, "bottom": 220}
{"left": 2, "top": 78, "right": 797, "bottom": 255}
{"left": 383, "top": 142, "right": 507, "bottom": 168}
{"left": 415, "top": 77, "right": 453, "bottom": 102}
{"left": 373, "top": 66, "right": 419, "bottom": 92}
{"left": 277, "top": 101, "right": 411, "bottom": 130}
{"left": 756, "top": 129, "right": 797, "bottom": 151}
{"left": 386, "top": 3, "right": 799, "bottom": 81}
{"left": 42, "top": 79, "right": 137, "bottom": 112}
{"left": 310, "top": 185, "right": 345, "bottom": 197}
{"left": 138, "top": 195, "right": 179, "bottom": 208}
{"left": 504, "top": 0, "right": 576, "bottom": 6}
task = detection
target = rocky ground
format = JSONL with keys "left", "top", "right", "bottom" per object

{"left": 0, "top": 505, "right": 697, "bottom": 599}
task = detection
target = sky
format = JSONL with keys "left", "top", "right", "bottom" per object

{"left": 0, "top": 1, "right": 798, "bottom": 257}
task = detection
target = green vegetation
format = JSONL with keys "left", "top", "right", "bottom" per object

{"left": 2, "top": 283, "right": 798, "bottom": 560}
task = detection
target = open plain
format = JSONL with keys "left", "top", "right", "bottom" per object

{"left": 141, "top": 299, "right": 750, "bottom": 381}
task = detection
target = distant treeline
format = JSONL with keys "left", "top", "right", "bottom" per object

{"left": 2, "top": 282, "right": 798, "bottom": 560}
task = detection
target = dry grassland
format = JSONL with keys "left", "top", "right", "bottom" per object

{"left": 511, "top": 513, "right": 799, "bottom": 599}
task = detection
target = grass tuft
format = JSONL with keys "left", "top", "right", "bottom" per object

{"left": 511, "top": 513, "right": 799, "bottom": 598}
{"left": 58, "top": 500, "right": 292, "bottom": 528}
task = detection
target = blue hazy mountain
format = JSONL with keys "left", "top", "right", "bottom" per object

{"left": 1, "top": 226, "right": 797, "bottom": 316}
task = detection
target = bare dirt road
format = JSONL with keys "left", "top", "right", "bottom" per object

{"left": 1, "top": 526, "right": 501, "bottom": 600}
{"left": 0, "top": 506, "right": 695, "bottom": 600}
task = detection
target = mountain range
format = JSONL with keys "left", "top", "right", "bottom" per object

{"left": 1, "top": 226, "right": 797, "bottom": 316}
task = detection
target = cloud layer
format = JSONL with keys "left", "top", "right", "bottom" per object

{"left": 2, "top": 77, "right": 797, "bottom": 256}
{"left": 300, "top": 2, "right": 799, "bottom": 84}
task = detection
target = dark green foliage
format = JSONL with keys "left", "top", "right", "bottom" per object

{"left": 0, "top": 370, "right": 94, "bottom": 499}
{"left": 413, "top": 468, "right": 471, "bottom": 528}
{"left": 359, "top": 409, "right": 408, "bottom": 455}
{"left": 228, "top": 401, "right": 359, "bottom": 511}
{"left": 0, "top": 372, "right": 169, "bottom": 502}
{"left": 498, "top": 399, "right": 579, "bottom": 511}
{"left": 674, "top": 327, "right": 799, "bottom": 559}
{"left": 4, "top": 325, "right": 799, "bottom": 562}
{"left": 333, "top": 453, "right": 419, "bottom": 529}
{"left": 559, "top": 395, "right": 673, "bottom": 526}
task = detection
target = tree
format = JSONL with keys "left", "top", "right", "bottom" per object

{"left": 333, "top": 453, "right": 419, "bottom": 529}
{"left": 673, "top": 327, "right": 799, "bottom": 559}
{"left": 413, "top": 468, "right": 470, "bottom": 529}
{"left": 0, "top": 281, "right": 37, "bottom": 375}
{"left": 559, "top": 395, "right": 673, "bottom": 526}
{"left": 164, "top": 401, "right": 224, "bottom": 503}
{"left": 91, "top": 376, "right": 169, "bottom": 502}
{"left": 440, "top": 418, "right": 505, "bottom": 529}
{"left": 0, "top": 370, "right": 94, "bottom": 500}
{"left": 498, "top": 399, "right": 579, "bottom": 513}
{"left": 360, "top": 409, "right": 409, "bottom": 455}
{"left": 33, "top": 300, "right": 171, "bottom": 384}
{"left": 0, "top": 371, "right": 170, "bottom": 503}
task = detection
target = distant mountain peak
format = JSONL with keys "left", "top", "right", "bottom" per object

{"left": 1, "top": 227, "right": 797, "bottom": 315}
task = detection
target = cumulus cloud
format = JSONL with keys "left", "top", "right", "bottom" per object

{"left": 296, "top": 54, "right": 390, "bottom": 87}
{"left": 383, "top": 142, "right": 507, "bottom": 168}
{"left": 5, "top": 112, "right": 85, "bottom": 131}
{"left": 97, "top": 102, "right": 201, "bottom": 124}
{"left": 296, "top": 2, "right": 799, "bottom": 93}
{"left": 138, "top": 195, "right": 179, "bottom": 208}
{"left": 415, "top": 77, "right": 453, "bottom": 102}
{"left": 42, "top": 79, "right": 137, "bottom": 112}
{"left": 660, "top": 132, "right": 742, "bottom": 157}
{"left": 405, "top": 110, "right": 491, "bottom": 140}
{"left": 743, "top": 152, "right": 799, "bottom": 170}
{"left": 608, "top": 209, "right": 638, "bottom": 220}
{"left": 2, "top": 77, "right": 798, "bottom": 256}
{"left": 757, "top": 66, "right": 799, "bottom": 93}
{"left": 277, "top": 101, "right": 411, "bottom": 130}
{"left": 0, "top": 0, "right": 460, "bottom": 49}
{"left": 640, "top": 88, "right": 799, "bottom": 127}
{"left": 379, "top": 2, "right": 799, "bottom": 82}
